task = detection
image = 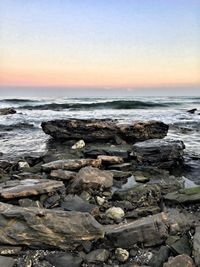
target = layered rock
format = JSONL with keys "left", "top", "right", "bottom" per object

{"left": 0, "top": 202, "right": 104, "bottom": 249}
{"left": 132, "top": 139, "right": 185, "bottom": 169}
{"left": 0, "top": 179, "right": 64, "bottom": 199}
{"left": 41, "top": 119, "right": 168, "bottom": 143}
{"left": 42, "top": 158, "right": 101, "bottom": 172}
{"left": 106, "top": 212, "right": 168, "bottom": 248}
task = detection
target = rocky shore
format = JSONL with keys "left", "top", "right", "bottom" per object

{"left": 0, "top": 118, "right": 199, "bottom": 267}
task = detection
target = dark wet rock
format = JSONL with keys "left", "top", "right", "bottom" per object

{"left": 0, "top": 108, "right": 16, "bottom": 115}
{"left": 193, "top": 226, "right": 200, "bottom": 266}
{"left": 12, "top": 172, "right": 46, "bottom": 180}
{"left": 41, "top": 119, "right": 168, "bottom": 143}
{"left": 50, "top": 169, "right": 77, "bottom": 180}
{"left": 132, "top": 139, "right": 185, "bottom": 170}
{"left": 46, "top": 253, "right": 83, "bottom": 267}
{"left": 43, "top": 193, "right": 61, "bottom": 208}
{"left": 0, "top": 179, "right": 64, "bottom": 199}
{"left": 60, "top": 194, "right": 99, "bottom": 216}
{"left": 108, "top": 163, "right": 133, "bottom": 171}
{"left": 149, "top": 246, "right": 170, "bottom": 267}
{"left": 0, "top": 202, "right": 104, "bottom": 249}
{"left": 125, "top": 206, "right": 161, "bottom": 219}
{"left": 70, "top": 166, "right": 113, "bottom": 191}
{"left": 0, "top": 255, "right": 15, "bottom": 267}
{"left": 42, "top": 158, "right": 102, "bottom": 172}
{"left": 97, "top": 155, "right": 124, "bottom": 165}
{"left": 86, "top": 249, "right": 110, "bottom": 263}
{"left": 110, "top": 170, "right": 132, "bottom": 180}
{"left": 163, "top": 254, "right": 195, "bottom": 267}
{"left": 113, "top": 184, "right": 161, "bottom": 211}
{"left": 164, "top": 186, "right": 200, "bottom": 204}
{"left": 0, "top": 160, "right": 13, "bottom": 171}
{"left": 187, "top": 108, "right": 197, "bottom": 114}
{"left": 84, "top": 147, "right": 130, "bottom": 160}
{"left": 167, "top": 234, "right": 191, "bottom": 256}
{"left": 106, "top": 212, "right": 168, "bottom": 248}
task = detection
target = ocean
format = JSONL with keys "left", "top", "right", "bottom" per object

{"left": 0, "top": 96, "right": 200, "bottom": 160}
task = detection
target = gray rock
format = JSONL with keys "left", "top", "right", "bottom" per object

{"left": 110, "top": 170, "right": 132, "bottom": 180}
{"left": 60, "top": 194, "right": 99, "bottom": 216}
{"left": 164, "top": 186, "right": 200, "bottom": 204}
{"left": 42, "top": 158, "right": 102, "bottom": 171}
{"left": 0, "top": 179, "right": 64, "bottom": 199}
{"left": 108, "top": 163, "right": 133, "bottom": 171}
{"left": 41, "top": 119, "right": 168, "bottom": 143}
{"left": 71, "top": 166, "right": 113, "bottom": 191}
{"left": 0, "top": 202, "right": 104, "bottom": 249}
{"left": 167, "top": 235, "right": 191, "bottom": 255}
{"left": 86, "top": 249, "right": 110, "bottom": 263}
{"left": 132, "top": 139, "right": 185, "bottom": 169}
{"left": 0, "top": 256, "right": 15, "bottom": 267}
{"left": 47, "top": 253, "right": 82, "bottom": 267}
{"left": 163, "top": 255, "right": 195, "bottom": 267}
{"left": 106, "top": 212, "right": 169, "bottom": 248}
{"left": 149, "top": 246, "right": 170, "bottom": 267}
{"left": 193, "top": 226, "right": 200, "bottom": 266}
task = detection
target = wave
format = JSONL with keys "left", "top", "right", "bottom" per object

{"left": 0, "top": 123, "right": 37, "bottom": 131}
{"left": 20, "top": 100, "right": 181, "bottom": 110}
{"left": 0, "top": 99, "right": 39, "bottom": 103}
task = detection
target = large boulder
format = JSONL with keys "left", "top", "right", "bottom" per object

{"left": 0, "top": 202, "right": 104, "bottom": 249}
{"left": 132, "top": 139, "right": 185, "bottom": 169}
{"left": 41, "top": 119, "right": 168, "bottom": 143}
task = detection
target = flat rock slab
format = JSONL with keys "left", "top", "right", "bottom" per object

{"left": 0, "top": 202, "right": 104, "bottom": 249}
{"left": 50, "top": 169, "right": 77, "bottom": 180}
{"left": 71, "top": 166, "right": 113, "bottom": 191}
{"left": 0, "top": 179, "right": 64, "bottom": 199}
{"left": 164, "top": 186, "right": 200, "bottom": 204}
{"left": 41, "top": 119, "right": 168, "bottom": 143}
{"left": 163, "top": 255, "right": 195, "bottom": 267}
{"left": 106, "top": 212, "right": 169, "bottom": 248}
{"left": 0, "top": 256, "right": 15, "bottom": 267}
{"left": 42, "top": 158, "right": 101, "bottom": 172}
{"left": 132, "top": 139, "right": 185, "bottom": 169}
{"left": 97, "top": 155, "right": 124, "bottom": 165}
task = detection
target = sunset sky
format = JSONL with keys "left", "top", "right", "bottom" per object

{"left": 0, "top": 0, "right": 200, "bottom": 89}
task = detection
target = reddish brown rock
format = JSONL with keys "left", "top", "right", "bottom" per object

{"left": 71, "top": 166, "right": 113, "bottom": 191}
{"left": 42, "top": 158, "right": 102, "bottom": 172}
{"left": 97, "top": 155, "right": 124, "bottom": 165}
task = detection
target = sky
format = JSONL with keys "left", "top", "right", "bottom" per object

{"left": 0, "top": 0, "right": 200, "bottom": 92}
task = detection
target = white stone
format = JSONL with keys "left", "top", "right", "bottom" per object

{"left": 96, "top": 196, "right": 105, "bottom": 206}
{"left": 18, "top": 161, "right": 30, "bottom": 169}
{"left": 71, "top": 140, "right": 85, "bottom": 149}
{"left": 115, "top": 248, "right": 129, "bottom": 262}
{"left": 105, "top": 207, "right": 125, "bottom": 221}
